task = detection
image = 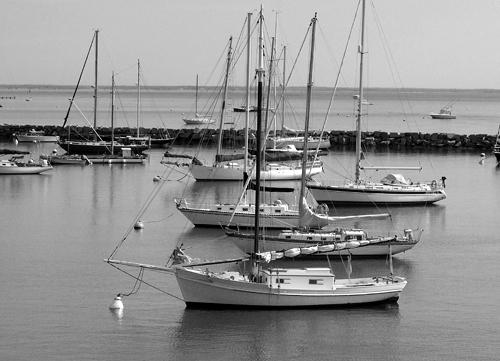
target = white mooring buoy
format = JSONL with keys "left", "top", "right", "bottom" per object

{"left": 153, "top": 175, "right": 161, "bottom": 182}
{"left": 134, "top": 220, "right": 144, "bottom": 230}
{"left": 479, "top": 153, "right": 486, "bottom": 165}
{"left": 109, "top": 294, "right": 124, "bottom": 310}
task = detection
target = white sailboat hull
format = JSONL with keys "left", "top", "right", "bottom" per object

{"left": 176, "top": 201, "right": 330, "bottom": 229}
{"left": 0, "top": 165, "right": 53, "bottom": 174}
{"left": 265, "top": 137, "right": 330, "bottom": 150}
{"left": 307, "top": 183, "right": 446, "bottom": 204}
{"left": 175, "top": 267, "right": 405, "bottom": 308}
{"left": 190, "top": 162, "right": 323, "bottom": 181}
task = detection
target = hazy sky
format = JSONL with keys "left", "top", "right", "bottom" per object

{"left": 2, "top": 0, "right": 500, "bottom": 89}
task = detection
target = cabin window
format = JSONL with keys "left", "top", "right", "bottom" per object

{"left": 357, "top": 235, "right": 363, "bottom": 240}
{"left": 321, "top": 237, "right": 327, "bottom": 241}
{"left": 259, "top": 209, "right": 264, "bottom": 212}
{"left": 275, "top": 278, "right": 289, "bottom": 284}
{"left": 309, "top": 279, "right": 324, "bottom": 285}
{"left": 217, "top": 207, "right": 222, "bottom": 211}
{"left": 229, "top": 207, "right": 234, "bottom": 211}
{"left": 274, "top": 210, "right": 281, "bottom": 213}
{"left": 285, "top": 236, "right": 291, "bottom": 239}
{"left": 307, "top": 236, "right": 313, "bottom": 240}
{"left": 242, "top": 207, "right": 249, "bottom": 211}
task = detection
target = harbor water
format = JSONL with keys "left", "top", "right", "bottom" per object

{"left": 1, "top": 87, "right": 499, "bottom": 360}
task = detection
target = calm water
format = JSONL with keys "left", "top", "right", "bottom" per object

{"left": 1, "top": 86, "right": 500, "bottom": 135}
{"left": 1, "top": 88, "right": 500, "bottom": 361}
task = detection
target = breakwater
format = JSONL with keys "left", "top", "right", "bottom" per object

{"left": 0, "top": 124, "right": 497, "bottom": 151}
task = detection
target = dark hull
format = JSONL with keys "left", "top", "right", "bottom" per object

{"left": 58, "top": 141, "right": 148, "bottom": 155}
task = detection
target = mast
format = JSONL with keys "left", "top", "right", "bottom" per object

{"left": 244, "top": 12, "right": 251, "bottom": 179}
{"left": 355, "top": 0, "right": 366, "bottom": 183}
{"left": 298, "top": 13, "right": 317, "bottom": 225}
{"left": 136, "top": 59, "right": 140, "bottom": 138}
{"left": 195, "top": 74, "right": 199, "bottom": 115}
{"left": 254, "top": 7, "right": 265, "bottom": 256}
{"left": 111, "top": 71, "right": 115, "bottom": 156}
{"left": 62, "top": 32, "right": 95, "bottom": 128}
{"left": 264, "top": 36, "right": 276, "bottom": 147}
{"left": 280, "top": 45, "right": 286, "bottom": 131}
{"left": 93, "top": 29, "right": 99, "bottom": 132}
{"left": 216, "top": 37, "right": 233, "bottom": 159}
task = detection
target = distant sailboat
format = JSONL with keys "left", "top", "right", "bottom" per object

{"left": 58, "top": 30, "right": 148, "bottom": 156}
{"left": 183, "top": 74, "right": 214, "bottom": 125}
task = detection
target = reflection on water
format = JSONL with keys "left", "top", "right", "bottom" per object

{"left": 170, "top": 306, "right": 401, "bottom": 361}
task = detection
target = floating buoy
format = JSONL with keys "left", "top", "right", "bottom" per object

{"left": 134, "top": 220, "right": 144, "bottom": 230}
{"left": 109, "top": 294, "right": 124, "bottom": 310}
{"left": 479, "top": 153, "right": 486, "bottom": 165}
{"left": 153, "top": 175, "right": 161, "bottom": 182}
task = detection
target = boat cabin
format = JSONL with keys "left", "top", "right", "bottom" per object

{"left": 261, "top": 268, "right": 335, "bottom": 290}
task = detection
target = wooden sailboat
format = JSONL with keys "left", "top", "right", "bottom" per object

{"left": 58, "top": 30, "right": 149, "bottom": 156}
{"left": 107, "top": 11, "right": 407, "bottom": 308}
{"left": 307, "top": 2, "right": 446, "bottom": 205}
{"left": 182, "top": 75, "right": 214, "bottom": 125}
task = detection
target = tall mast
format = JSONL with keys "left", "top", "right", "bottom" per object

{"left": 93, "top": 29, "right": 99, "bottom": 131}
{"left": 254, "top": 6, "right": 265, "bottom": 255}
{"left": 195, "top": 74, "right": 199, "bottom": 115}
{"left": 355, "top": 0, "right": 366, "bottom": 183}
{"left": 111, "top": 71, "right": 115, "bottom": 156}
{"left": 136, "top": 59, "right": 140, "bottom": 138}
{"left": 298, "top": 13, "right": 317, "bottom": 225}
{"left": 244, "top": 12, "right": 252, "bottom": 179}
{"left": 280, "top": 45, "right": 286, "bottom": 131}
{"left": 216, "top": 37, "right": 233, "bottom": 159}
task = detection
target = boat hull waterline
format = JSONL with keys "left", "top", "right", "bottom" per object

{"left": 176, "top": 267, "right": 406, "bottom": 308}
{"left": 190, "top": 162, "right": 323, "bottom": 181}
{"left": 307, "top": 184, "right": 446, "bottom": 204}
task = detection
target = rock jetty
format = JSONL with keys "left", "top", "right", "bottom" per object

{"left": 0, "top": 124, "right": 496, "bottom": 151}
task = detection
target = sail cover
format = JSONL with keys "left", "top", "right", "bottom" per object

{"left": 380, "top": 173, "right": 410, "bottom": 185}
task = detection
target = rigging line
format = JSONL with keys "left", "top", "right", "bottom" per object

{"left": 262, "top": 19, "right": 311, "bottom": 142}
{"left": 71, "top": 101, "right": 107, "bottom": 143}
{"left": 120, "top": 267, "right": 144, "bottom": 297}
{"left": 63, "top": 32, "right": 96, "bottom": 128}
{"left": 107, "top": 165, "right": 173, "bottom": 260}
{"left": 311, "top": 5, "right": 361, "bottom": 179}
{"left": 369, "top": 2, "right": 438, "bottom": 178}
{"left": 142, "top": 214, "right": 174, "bottom": 224}
{"left": 109, "top": 263, "right": 184, "bottom": 302}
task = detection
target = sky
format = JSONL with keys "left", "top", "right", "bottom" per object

{"left": 2, "top": 0, "right": 500, "bottom": 89}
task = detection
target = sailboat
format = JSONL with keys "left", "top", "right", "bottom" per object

{"left": 57, "top": 30, "right": 149, "bottom": 156}
{"left": 85, "top": 72, "right": 146, "bottom": 164}
{"left": 107, "top": 11, "right": 407, "bottom": 308}
{"left": 307, "top": 2, "right": 447, "bottom": 205}
{"left": 188, "top": 31, "right": 323, "bottom": 181}
{"left": 177, "top": 12, "right": 388, "bottom": 229}
{"left": 182, "top": 75, "right": 214, "bottom": 125}
{"left": 493, "top": 124, "right": 500, "bottom": 163}
{"left": 227, "top": 227, "right": 421, "bottom": 257}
